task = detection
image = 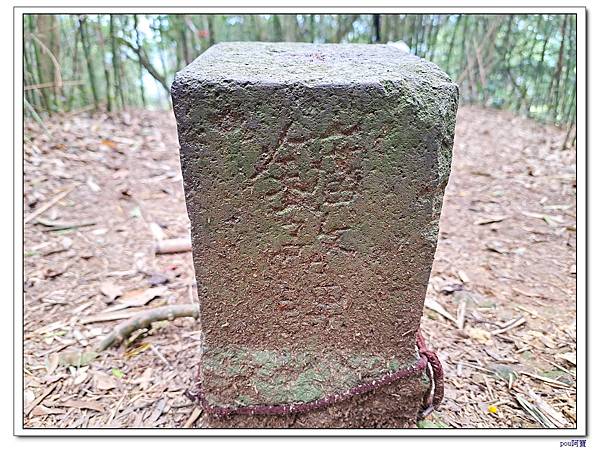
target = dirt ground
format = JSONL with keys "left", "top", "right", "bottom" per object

{"left": 22, "top": 105, "right": 576, "bottom": 429}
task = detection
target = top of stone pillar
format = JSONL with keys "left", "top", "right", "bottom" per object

{"left": 174, "top": 41, "right": 454, "bottom": 88}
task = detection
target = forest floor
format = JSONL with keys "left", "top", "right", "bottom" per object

{"left": 22, "top": 105, "right": 577, "bottom": 429}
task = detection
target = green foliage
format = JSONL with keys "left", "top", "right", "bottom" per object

{"left": 23, "top": 14, "right": 576, "bottom": 127}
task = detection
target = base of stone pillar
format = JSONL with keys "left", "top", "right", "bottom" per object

{"left": 200, "top": 372, "right": 430, "bottom": 429}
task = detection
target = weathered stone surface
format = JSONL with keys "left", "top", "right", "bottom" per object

{"left": 172, "top": 42, "right": 458, "bottom": 428}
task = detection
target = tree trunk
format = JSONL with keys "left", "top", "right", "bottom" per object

{"left": 560, "top": 15, "right": 576, "bottom": 123}
{"left": 444, "top": 15, "right": 461, "bottom": 73}
{"left": 250, "top": 15, "right": 263, "bottom": 41}
{"left": 550, "top": 15, "right": 568, "bottom": 122}
{"left": 336, "top": 14, "right": 358, "bottom": 43}
{"left": 372, "top": 14, "right": 381, "bottom": 43}
{"left": 36, "top": 15, "right": 60, "bottom": 112}
{"left": 29, "top": 16, "right": 50, "bottom": 113}
{"left": 272, "top": 15, "right": 283, "bottom": 41}
{"left": 428, "top": 15, "right": 442, "bottom": 61}
{"left": 207, "top": 15, "right": 216, "bottom": 46}
{"left": 459, "top": 15, "right": 470, "bottom": 93}
{"left": 78, "top": 16, "right": 99, "bottom": 110}
{"left": 530, "top": 19, "right": 551, "bottom": 114}
{"left": 95, "top": 17, "right": 112, "bottom": 112}
{"left": 23, "top": 35, "right": 40, "bottom": 112}
{"left": 133, "top": 15, "right": 146, "bottom": 107}
{"left": 109, "top": 15, "right": 125, "bottom": 109}
{"left": 414, "top": 15, "right": 423, "bottom": 55}
{"left": 179, "top": 15, "right": 191, "bottom": 65}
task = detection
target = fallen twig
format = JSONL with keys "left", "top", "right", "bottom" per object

{"left": 424, "top": 297, "right": 457, "bottom": 326}
{"left": 154, "top": 237, "right": 192, "bottom": 254}
{"left": 514, "top": 393, "right": 554, "bottom": 428}
{"left": 36, "top": 217, "right": 96, "bottom": 231}
{"left": 526, "top": 388, "right": 569, "bottom": 427}
{"left": 106, "top": 392, "right": 127, "bottom": 427}
{"left": 491, "top": 316, "right": 526, "bottom": 336}
{"left": 514, "top": 304, "right": 539, "bottom": 318}
{"left": 96, "top": 304, "right": 199, "bottom": 352}
{"left": 81, "top": 309, "right": 144, "bottom": 325}
{"left": 520, "top": 371, "right": 572, "bottom": 389}
{"left": 25, "top": 384, "right": 57, "bottom": 417}
{"left": 183, "top": 407, "right": 202, "bottom": 428}
{"left": 149, "top": 222, "right": 167, "bottom": 241}
{"left": 25, "top": 185, "right": 76, "bottom": 224}
{"left": 542, "top": 357, "right": 575, "bottom": 377}
{"left": 459, "top": 362, "right": 495, "bottom": 375}
{"left": 150, "top": 343, "right": 173, "bottom": 369}
{"left": 456, "top": 298, "right": 467, "bottom": 330}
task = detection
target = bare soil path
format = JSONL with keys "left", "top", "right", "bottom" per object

{"left": 23, "top": 105, "right": 576, "bottom": 429}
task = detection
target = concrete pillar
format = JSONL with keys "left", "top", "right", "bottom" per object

{"left": 172, "top": 42, "right": 458, "bottom": 428}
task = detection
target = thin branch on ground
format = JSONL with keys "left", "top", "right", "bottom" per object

{"left": 154, "top": 237, "right": 192, "bottom": 254}
{"left": 96, "top": 304, "right": 200, "bottom": 352}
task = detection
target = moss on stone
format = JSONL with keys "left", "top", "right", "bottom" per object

{"left": 202, "top": 345, "right": 423, "bottom": 406}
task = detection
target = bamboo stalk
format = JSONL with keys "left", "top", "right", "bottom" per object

{"left": 78, "top": 16, "right": 99, "bottom": 109}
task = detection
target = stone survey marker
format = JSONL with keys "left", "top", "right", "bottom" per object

{"left": 172, "top": 42, "right": 458, "bottom": 428}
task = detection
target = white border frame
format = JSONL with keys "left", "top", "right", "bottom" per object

{"left": 13, "top": 4, "right": 587, "bottom": 437}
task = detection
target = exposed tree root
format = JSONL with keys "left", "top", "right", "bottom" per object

{"left": 96, "top": 304, "right": 199, "bottom": 352}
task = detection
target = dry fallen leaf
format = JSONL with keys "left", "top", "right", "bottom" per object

{"left": 73, "top": 367, "right": 89, "bottom": 385}
{"left": 45, "top": 353, "right": 60, "bottom": 375}
{"left": 485, "top": 241, "right": 509, "bottom": 254}
{"left": 556, "top": 352, "right": 576, "bottom": 366}
{"left": 132, "top": 367, "right": 154, "bottom": 391}
{"left": 100, "top": 281, "right": 123, "bottom": 304}
{"left": 540, "top": 335, "right": 557, "bottom": 349}
{"left": 457, "top": 270, "right": 470, "bottom": 284}
{"left": 466, "top": 326, "right": 493, "bottom": 345}
{"left": 86, "top": 177, "right": 101, "bottom": 193}
{"left": 147, "top": 398, "right": 166, "bottom": 424}
{"left": 94, "top": 371, "right": 117, "bottom": 390}
{"left": 441, "top": 283, "right": 464, "bottom": 295}
{"left": 100, "top": 138, "right": 118, "bottom": 150}
{"left": 527, "top": 329, "right": 557, "bottom": 348}
{"left": 103, "top": 286, "right": 169, "bottom": 313}
{"left": 62, "top": 399, "right": 105, "bottom": 412}
{"left": 34, "top": 321, "right": 66, "bottom": 335}
{"left": 24, "top": 389, "right": 36, "bottom": 406}
{"left": 31, "top": 405, "right": 65, "bottom": 416}
{"left": 147, "top": 272, "right": 170, "bottom": 287}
